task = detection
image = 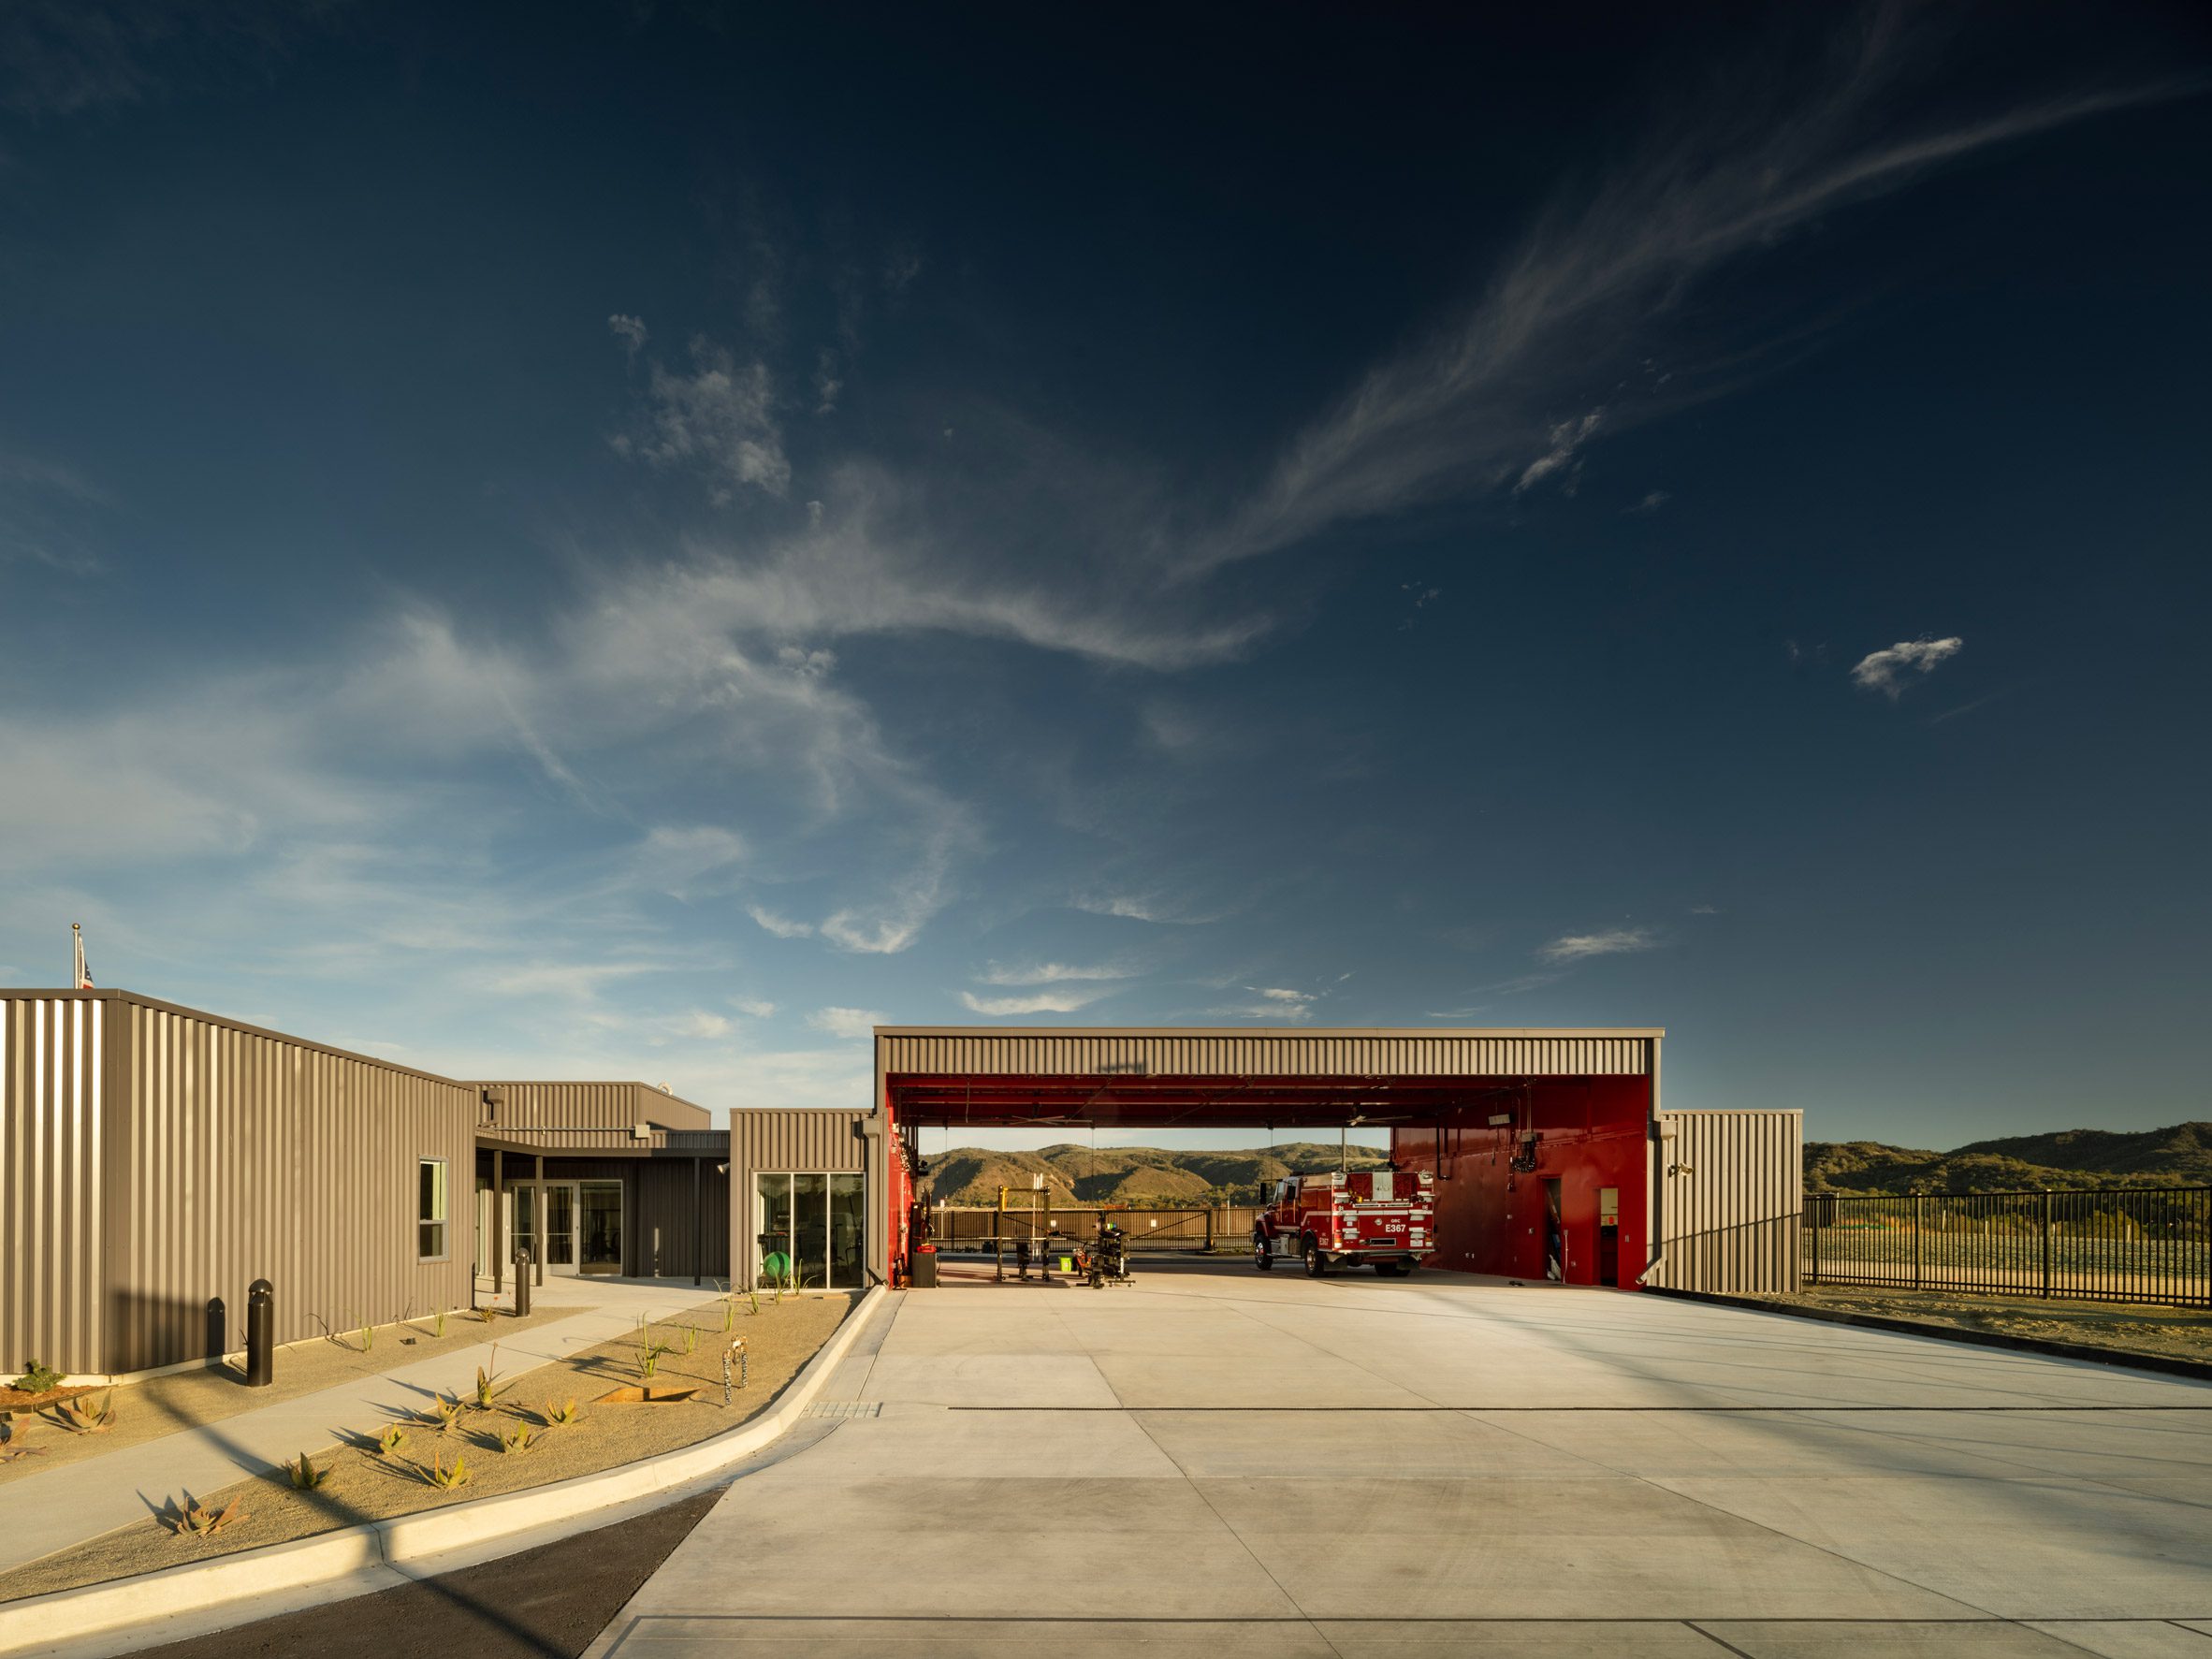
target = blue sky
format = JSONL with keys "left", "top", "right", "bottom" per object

{"left": 2, "top": 5, "right": 2206, "bottom": 1149}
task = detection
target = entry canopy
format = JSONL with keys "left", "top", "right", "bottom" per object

{"left": 878, "top": 1026, "right": 1662, "bottom": 1131}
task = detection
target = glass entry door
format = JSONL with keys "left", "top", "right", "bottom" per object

{"left": 753, "top": 1172, "right": 865, "bottom": 1288}
{"left": 579, "top": 1180, "right": 624, "bottom": 1275}
{"left": 545, "top": 1184, "right": 577, "bottom": 1270}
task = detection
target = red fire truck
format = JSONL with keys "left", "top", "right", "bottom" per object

{"left": 1253, "top": 1169, "right": 1433, "bottom": 1276}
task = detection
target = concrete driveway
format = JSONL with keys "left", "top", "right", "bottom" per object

{"left": 586, "top": 1259, "right": 2212, "bottom": 1657}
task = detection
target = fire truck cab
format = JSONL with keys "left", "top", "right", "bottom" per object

{"left": 1254, "top": 1168, "right": 1433, "bottom": 1277}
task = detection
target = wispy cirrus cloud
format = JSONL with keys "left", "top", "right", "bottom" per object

{"left": 1852, "top": 635, "right": 1963, "bottom": 698}
{"left": 974, "top": 960, "right": 1142, "bottom": 986}
{"left": 808, "top": 1006, "right": 881, "bottom": 1040}
{"left": 1189, "top": 20, "right": 2191, "bottom": 573}
{"left": 610, "top": 326, "right": 790, "bottom": 502}
{"left": 957, "top": 989, "right": 1107, "bottom": 1016}
{"left": 1537, "top": 928, "right": 1657, "bottom": 965}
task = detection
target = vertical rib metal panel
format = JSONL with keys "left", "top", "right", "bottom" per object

{"left": 103, "top": 998, "right": 476, "bottom": 1374}
{"left": 1647, "top": 1109, "right": 1802, "bottom": 1296}
{"left": 875, "top": 1031, "right": 1654, "bottom": 1078}
{"left": 632, "top": 1158, "right": 731, "bottom": 1279}
{"left": 477, "top": 1082, "right": 709, "bottom": 1132}
{"left": 727, "top": 1109, "right": 867, "bottom": 1290}
{"left": 1, "top": 997, "right": 107, "bottom": 1375}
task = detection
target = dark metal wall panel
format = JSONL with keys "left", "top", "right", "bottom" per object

{"left": 106, "top": 999, "right": 476, "bottom": 1374}
{"left": 1647, "top": 1109, "right": 1803, "bottom": 1296}
{"left": 633, "top": 1158, "right": 731, "bottom": 1279}
{"left": 876, "top": 1031, "right": 1656, "bottom": 1079}
{"left": 475, "top": 1082, "right": 709, "bottom": 1133}
{"left": 0, "top": 997, "right": 108, "bottom": 1376}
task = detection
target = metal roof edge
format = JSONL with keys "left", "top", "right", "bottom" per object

{"left": 873, "top": 1025, "right": 1665, "bottom": 1040}
{"left": 466, "top": 1079, "right": 711, "bottom": 1115}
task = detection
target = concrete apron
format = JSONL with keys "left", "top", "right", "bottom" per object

{"left": 579, "top": 1259, "right": 2212, "bottom": 1659}
{"left": 0, "top": 1287, "right": 891, "bottom": 1659}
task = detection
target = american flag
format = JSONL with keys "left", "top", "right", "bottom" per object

{"left": 73, "top": 923, "right": 94, "bottom": 990}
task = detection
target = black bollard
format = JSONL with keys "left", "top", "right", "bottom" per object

{"left": 205, "top": 1296, "right": 226, "bottom": 1363}
{"left": 513, "top": 1246, "right": 531, "bottom": 1317}
{"left": 245, "top": 1278, "right": 274, "bottom": 1387}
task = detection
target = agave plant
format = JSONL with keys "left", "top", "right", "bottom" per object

{"left": 286, "top": 1451, "right": 330, "bottom": 1491}
{"left": 425, "top": 1449, "right": 470, "bottom": 1490}
{"left": 425, "top": 1392, "right": 464, "bottom": 1433}
{"left": 173, "top": 1496, "right": 244, "bottom": 1536}
{"left": 376, "top": 1424, "right": 408, "bottom": 1456}
{"left": 540, "top": 1397, "right": 582, "bottom": 1428}
{"left": 498, "top": 1425, "right": 533, "bottom": 1456}
{"left": 55, "top": 1392, "right": 119, "bottom": 1433}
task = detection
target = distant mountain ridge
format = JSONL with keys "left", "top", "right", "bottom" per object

{"left": 920, "top": 1123, "right": 2212, "bottom": 1205}
{"left": 1805, "top": 1121, "right": 2212, "bottom": 1195}
{"left": 922, "top": 1141, "right": 1388, "bottom": 1208}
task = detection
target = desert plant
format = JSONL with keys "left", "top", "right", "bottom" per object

{"left": 540, "top": 1398, "right": 582, "bottom": 1428}
{"left": 376, "top": 1425, "right": 407, "bottom": 1456}
{"left": 286, "top": 1451, "right": 330, "bottom": 1491}
{"left": 498, "top": 1425, "right": 533, "bottom": 1455}
{"left": 678, "top": 1324, "right": 698, "bottom": 1355}
{"left": 357, "top": 1322, "right": 373, "bottom": 1353}
{"left": 748, "top": 1288, "right": 760, "bottom": 1316}
{"left": 424, "top": 1449, "right": 469, "bottom": 1490}
{"left": 8, "top": 1361, "right": 63, "bottom": 1395}
{"left": 720, "top": 1300, "right": 735, "bottom": 1332}
{"left": 425, "top": 1392, "right": 464, "bottom": 1433}
{"left": 636, "top": 1342, "right": 662, "bottom": 1380}
{"left": 55, "top": 1392, "right": 119, "bottom": 1433}
{"left": 173, "top": 1496, "right": 244, "bottom": 1536}
{"left": 432, "top": 1309, "right": 447, "bottom": 1338}
{"left": 473, "top": 1346, "right": 502, "bottom": 1409}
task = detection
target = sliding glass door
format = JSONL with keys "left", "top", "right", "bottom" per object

{"left": 752, "top": 1172, "right": 866, "bottom": 1288}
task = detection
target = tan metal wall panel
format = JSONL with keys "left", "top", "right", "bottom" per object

{"left": 105, "top": 999, "right": 477, "bottom": 1374}
{"left": 475, "top": 1082, "right": 709, "bottom": 1134}
{"left": 0, "top": 997, "right": 108, "bottom": 1375}
{"left": 876, "top": 1031, "right": 1654, "bottom": 1078}
{"left": 1646, "top": 1109, "right": 1802, "bottom": 1296}
{"left": 730, "top": 1109, "right": 866, "bottom": 1171}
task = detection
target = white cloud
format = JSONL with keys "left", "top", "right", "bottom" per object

{"left": 608, "top": 313, "right": 648, "bottom": 355}
{"left": 974, "top": 960, "right": 1141, "bottom": 986}
{"left": 1537, "top": 928, "right": 1657, "bottom": 965}
{"left": 663, "top": 1010, "right": 732, "bottom": 1040}
{"left": 957, "top": 990, "right": 1105, "bottom": 1016}
{"left": 747, "top": 906, "right": 815, "bottom": 939}
{"left": 1193, "top": 44, "right": 2185, "bottom": 572}
{"left": 732, "top": 997, "right": 777, "bottom": 1018}
{"left": 1515, "top": 409, "right": 1604, "bottom": 493}
{"left": 1629, "top": 491, "right": 1670, "bottom": 514}
{"left": 488, "top": 961, "right": 667, "bottom": 1000}
{"left": 612, "top": 333, "right": 790, "bottom": 502}
{"left": 808, "top": 1006, "right": 881, "bottom": 1040}
{"left": 1851, "top": 636, "right": 1964, "bottom": 699}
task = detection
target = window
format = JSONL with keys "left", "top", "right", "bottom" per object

{"left": 419, "top": 1157, "right": 449, "bottom": 1260}
{"left": 752, "top": 1171, "right": 866, "bottom": 1288}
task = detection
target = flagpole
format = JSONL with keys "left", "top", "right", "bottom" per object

{"left": 72, "top": 923, "right": 85, "bottom": 991}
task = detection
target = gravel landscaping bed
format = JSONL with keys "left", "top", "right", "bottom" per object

{"left": 0, "top": 1302, "right": 578, "bottom": 1481}
{"left": 0, "top": 1290, "right": 855, "bottom": 1604}
{"left": 1769, "top": 1285, "right": 2212, "bottom": 1364}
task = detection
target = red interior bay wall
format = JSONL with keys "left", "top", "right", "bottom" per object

{"left": 1393, "top": 1076, "right": 1651, "bottom": 1287}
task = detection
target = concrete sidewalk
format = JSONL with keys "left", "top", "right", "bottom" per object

{"left": 584, "top": 1259, "right": 2212, "bottom": 1659}
{"left": 0, "top": 1279, "right": 728, "bottom": 1579}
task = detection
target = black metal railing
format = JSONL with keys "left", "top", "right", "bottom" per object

{"left": 1802, "top": 1186, "right": 2212, "bottom": 1307}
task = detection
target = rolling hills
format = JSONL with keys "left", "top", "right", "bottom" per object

{"left": 918, "top": 1122, "right": 2212, "bottom": 1206}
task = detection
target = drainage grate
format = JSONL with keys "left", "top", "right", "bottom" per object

{"left": 804, "top": 1400, "right": 883, "bottom": 1419}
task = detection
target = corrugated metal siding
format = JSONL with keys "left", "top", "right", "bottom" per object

{"left": 106, "top": 999, "right": 476, "bottom": 1374}
{"left": 877, "top": 1032, "right": 1654, "bottom": 1078}
{"left": 1646, "top": 1109, "right": 1802, "bottom": 1296}
{"left": 0, "top": 997, "right": 108, "bottom": 1375}
{"left": 731, "top": 1109, "right": 866, "bottom": 1171}
{"left": 475, "top": 1081, "right": 708, "bottom": 1134}
{"left": 633, "top": 1158, "right": 731, "bottom": 1279}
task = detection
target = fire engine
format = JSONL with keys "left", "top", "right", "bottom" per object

{"left": 1253, "top": 1168, "right": 1433, "bottom": 1276}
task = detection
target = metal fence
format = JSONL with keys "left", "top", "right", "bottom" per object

{"left": 927, "top": 1205, "right": 1260, "bottom": 1254}
{"left": 1802, "top": 1187, "right": 2212, "bottom": 1307}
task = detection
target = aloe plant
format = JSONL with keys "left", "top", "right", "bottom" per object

{"left": 498, "top": 1425, "right": 533, "bottom": 1455}
{"left": 425, "top": 1450, "right": 469, "bottom": 1490}
{"left": 173, "top": 1497, "right": 244, "bottom": 1536}
{"left": 425, "top": 1392, "right": 464, "bottom": 1433}
{"left": 377, "top": 1424, "right": 407, "bottom": 1456}
{"left": 55, "top": 1392, "right": 118, "bottom": 1433}
{"left": 540, "top": 1398, "right": 582, "bottom": 1428}
{"left": 286, "top": 1451, "right": 329, "bottom": 1491}
{"left": 473, "top": 1345, "right": 502, "bottom": 1409}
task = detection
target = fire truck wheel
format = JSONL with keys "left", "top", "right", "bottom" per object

{"left": 1302, "top": 1236, "right": 1326, "bottom": 1277}
{"left": 1253, "top": 1233, "right": 1273, "bottom": 1271}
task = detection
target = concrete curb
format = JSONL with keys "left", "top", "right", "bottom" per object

{"left": 1647, "top": 1287, "right": 2212, "bottom": 1385}
{"left": 0, "top": 1286, "right": 890, "bottom": 1657}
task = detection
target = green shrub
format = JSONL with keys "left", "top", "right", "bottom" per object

{"left": 9, "top": 1361, "right": 63, "bottom": 1396}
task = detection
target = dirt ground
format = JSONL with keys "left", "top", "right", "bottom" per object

{"left": 135, "top": 1486, "right": 725, "bottom": 1659}
{"left": 1769, "top": 1285, "right": 2212, "bottom": 1364}
{"left": 0, "top": 1290, "right": 854, "bottom": 1605}
{"left": 0, "top": 1302, "right": 579, "bottom": 1482}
